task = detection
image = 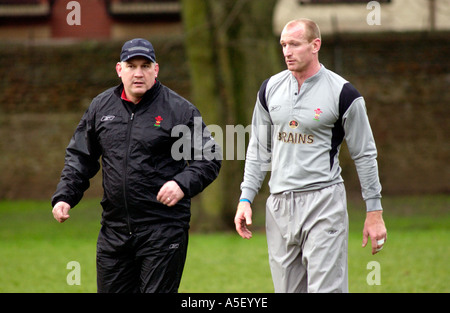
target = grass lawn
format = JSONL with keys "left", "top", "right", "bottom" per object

{"left": 0, "top": 195, "right": 448, "bottom": 293}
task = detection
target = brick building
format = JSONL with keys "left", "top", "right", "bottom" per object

{"left": 2, "top": 0, "right": 449, "bottom": 40}
{"left": 0, "top": 0, "right": 182, "bottom": 40}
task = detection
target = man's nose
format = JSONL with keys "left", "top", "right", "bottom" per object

{"left": 283, "top": 46, "right": 291, "bottom": 57}
{"left": 134, "top": 67, "right": 144, "bottom": 77}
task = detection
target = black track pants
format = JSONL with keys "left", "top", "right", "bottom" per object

{"left": 96, "top": 224, "right": 188, "bottom": 293}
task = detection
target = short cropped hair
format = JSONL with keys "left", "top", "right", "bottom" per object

{"left": 284, "top": 18, "right": 321, "bottom": 42}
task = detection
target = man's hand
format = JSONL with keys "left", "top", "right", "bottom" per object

{"left": 157, "top": 180, "right": 185, "bottom": 207}
{"left": 234, "top": 201, "right": 253, "bottom": 239}
{"left": 362, "top": 210, "right": 387, "bottom": 255}
{"left": 52, "top": 201, "right": 71, "bottom": 223}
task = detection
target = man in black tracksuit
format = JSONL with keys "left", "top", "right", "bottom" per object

{"left": 51, "top": 39, "right": 221, "bottom": 293}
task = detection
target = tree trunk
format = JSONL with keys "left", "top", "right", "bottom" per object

{"left": 181, "top": 0, "right": 282, "bottom": 230}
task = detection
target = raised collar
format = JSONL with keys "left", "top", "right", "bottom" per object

{"left": 115, "top": 80, "right": 162, "bottom": 105}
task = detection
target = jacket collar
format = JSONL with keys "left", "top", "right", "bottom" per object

{"left": 114, "top": 80, "right": 162, "bottom": 106}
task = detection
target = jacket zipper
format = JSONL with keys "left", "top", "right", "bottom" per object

{"left": 123, "top": 111, "right": 135, "bottom": 234}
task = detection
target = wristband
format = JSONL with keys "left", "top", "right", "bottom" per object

{"left": 239, "top": 198, "right": 251, "bottom": 204}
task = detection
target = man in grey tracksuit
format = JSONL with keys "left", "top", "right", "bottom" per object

{"left": 234, "top": 19, "right": 387, "bottom": 293}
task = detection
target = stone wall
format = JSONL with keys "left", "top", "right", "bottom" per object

{"left": 0, "top": 32, "right": 448, "bottom": 200}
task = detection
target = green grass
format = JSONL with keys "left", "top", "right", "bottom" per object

{"left": 0, "top": 195, "right": 448, "bottom": 293}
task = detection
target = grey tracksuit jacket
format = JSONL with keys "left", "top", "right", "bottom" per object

{"left": 240, "top": 65, "right": 382, "bottom": 212}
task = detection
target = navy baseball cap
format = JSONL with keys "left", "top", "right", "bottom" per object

{"left": 120, "top": 38, "right": 156, "bottom": 63}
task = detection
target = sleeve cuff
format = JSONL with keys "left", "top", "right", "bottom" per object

{"left": 365, "top": 198, "right": 383, "bottom": 212}
{"left": 240, "top": 188, "right": 257, "bottom": 204}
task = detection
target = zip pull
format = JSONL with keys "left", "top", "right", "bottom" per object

{"left": 130, "top": 112, "right": 135, "bottom": 121}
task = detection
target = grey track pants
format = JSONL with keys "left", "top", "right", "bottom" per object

{"left": 265, "top": 183, "right": 349, "bottom": 293}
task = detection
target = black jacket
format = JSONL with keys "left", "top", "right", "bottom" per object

{"left": 52, "top": 81, "right": 221, "bottom": 230}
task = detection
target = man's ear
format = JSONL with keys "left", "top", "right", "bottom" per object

{"left": 154, "top": 62, "right": 160, "bottom": 78}
{"left": 116, "top": 62, "right": 122, "bottom": 78}
{"left": 312, "top": 38, "right": 321, "bottom": 54}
